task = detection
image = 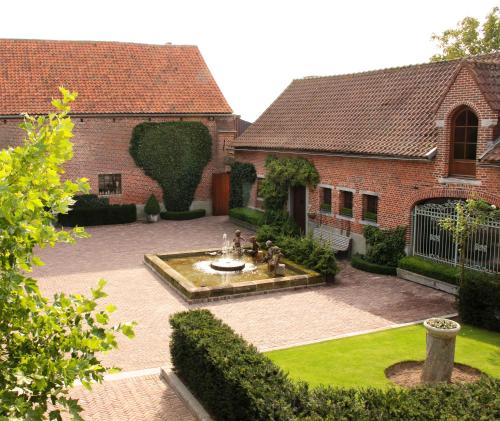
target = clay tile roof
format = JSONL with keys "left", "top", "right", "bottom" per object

{"left": 235, "top": 53, "right": 500, "bottom": 159}
{"left": 0, "top": 39, "right": 232, "bottom": 115}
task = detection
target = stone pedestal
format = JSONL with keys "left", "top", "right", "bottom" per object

{"left": 421, "top": 319, "right": 461, "bottom": 384}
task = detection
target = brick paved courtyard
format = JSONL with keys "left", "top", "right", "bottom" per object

{"left": 36, "top": 216, "right": 455, "bottom": 420}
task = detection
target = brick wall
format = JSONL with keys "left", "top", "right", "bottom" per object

{"left": 236, "top": 66, "right": 500, "bottom": 247}
{"left": 0, "top": 115, "right": 236, "bottom": 210}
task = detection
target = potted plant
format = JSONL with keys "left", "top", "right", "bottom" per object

{"left": 421, "top": 318, "right": 461, "bottom": 384}
{"left": 320, "top": 203, "right": 331, "bottom": 214}
{"left": 144, "top": 194, "right": 160, "bottom": 223}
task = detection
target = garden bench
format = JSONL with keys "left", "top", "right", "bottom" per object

{"left": 313, "top": 226, "right": 351, "bottom": 254}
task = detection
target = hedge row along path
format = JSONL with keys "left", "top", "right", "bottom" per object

{"left": 35, "top": 217, "right": 455, "bottom": 420}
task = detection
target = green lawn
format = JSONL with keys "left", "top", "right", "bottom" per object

{"left": 265, "top": 324, "right": 500, "bottom": 389}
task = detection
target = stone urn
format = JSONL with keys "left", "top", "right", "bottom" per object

{"left": 421, "top": 318, "right": 461, "bottom": 384}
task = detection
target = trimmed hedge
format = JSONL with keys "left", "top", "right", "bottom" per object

{"left": 398, "top": 256, "right": 460, "bottom": 285}
{"left": 351, "top": 254, "right": 397, "bottom": 275}
{"left": 58, "top": 204, "right": 137, "bottom": 226}
{"left": 229, "top": 207, "right": 264, "bottom": 227}
{"left": 459, "top": 275, "right": 500, "bottom": 332}
{"left": 170, "top": 309, "right": 297, "bottom": 420}
{"left": 170, "top": 309, "right": 500, "bottom": 421}
{"left": 160, "top": 209, "right": 206, "bottom": 220}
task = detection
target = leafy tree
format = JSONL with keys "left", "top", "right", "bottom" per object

{"left": 0, "top": 88, "right": 135, "bottom": 420}
{"left": 439, "top": 199, "right": 498, "bottom": 286}
{"left": 430, "top": 7, "right": 500, "bottom": 62}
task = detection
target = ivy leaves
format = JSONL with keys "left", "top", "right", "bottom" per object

{"left": 130, "top": 122, "right": 212, "bottom": 211}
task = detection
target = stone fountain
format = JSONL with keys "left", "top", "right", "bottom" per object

{"left": 210, "top": 233, "right": 246, "bottom": 272}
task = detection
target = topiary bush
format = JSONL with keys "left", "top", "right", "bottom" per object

{"left": 170, "top": 310, "right": 500, "bottom": 421}
{"left": 398, "top": 256, "right": 461, "bottom": 285}
{"left": 229, "top": 162, "right": 257, "bottom": 209}
{"left": 351, "top": 254, "right": 397, "bottom": 275}
{"left": 364, "top": 225, "right": 406, "bottom": 267}
{"left": 144, "top": 194, "right": 160, "bottom": 215}
{"left": 71, "top": 194, "right": 109, "bottom": 208}
{"left": 160, "top": 209, "right": 206, "bottom": 220}
{"left": 130, "top": 122, "right": 212, "bottom": 211}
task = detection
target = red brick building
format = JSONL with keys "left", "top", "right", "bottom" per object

{"left": 0, "top": 39, "right": 237, "bottom": 215}
{"left": 234, "top": 54, "right": 500, "bottom": 255}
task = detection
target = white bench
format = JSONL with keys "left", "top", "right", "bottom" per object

{"left": 313, "top": 226, "right": 351, "bottom": 253}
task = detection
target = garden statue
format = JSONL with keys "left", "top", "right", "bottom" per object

{"left": 267, "top": 246, "right": 284, "bottom": 276}
{"left": 233, "top": 230, "right": 245, "bottom": 257}
{"left": 247, "top": 236, "right": 260, "bottom": 260}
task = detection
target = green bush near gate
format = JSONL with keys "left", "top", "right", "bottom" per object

{"left": 398, "top": 256, "right": 461, "bottom": 285}
{"left": 130, "top": 122, "right": 212, "bottom": 212}
{"left": 363, "top": 225, "right": 406, "bottom": 267}
{"left": 351, "top": 254, "right": 397, "bottom": 275}
{"left": 170, "top": 309, "right": 500, "bottom": 421}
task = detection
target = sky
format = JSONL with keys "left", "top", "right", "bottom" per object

{"left": 1, "top": 0, "right": 498, "bottom": 121}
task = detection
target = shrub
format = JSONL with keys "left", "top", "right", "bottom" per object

{"left": 130, "top": 122, "right": 212, "bottom": 211}
{"left": 398, "top": 256, "right": 460, "bottom": 285}
{"left": 72, "top": 194, "right": 109, "bottom": 208}
{"left": 229, "top": 162, "right": 257, "bottom": 208}
{"left": 364, "top": 225, "right": 406, "bottom": 267}
{"left": 58, "top": 204, "right": 137, "bottom": 226}
{"left": 459, "top": 274, "right": 500, "bottom": 332}
{"left": 170, "top": 310, "right": 500, "bottom": 421}
{"left": 160, "top": 209, "right": 206, "bottom": 220}
{"left": 229, "top": 207, "right": 264, "bottom": 226}
{"left": 144, "top": 194, "right": 161, "bottom": 215}
{"left": 363, "top": 211, "right": 378, "bottom": 222}
{"left": 398, "top": 256, "right": 500, "bottom": 331}
{"left": 267, "top": 235, "right": 339, "bottom": 279}
{"left": 170, "top": 310, "right": 297, "bottom": 421}
{"left": 351, "top": 254, "right": 397, "bottom": 275}
{"left": 340, "top": 207, "right": 353, "bottom": 217}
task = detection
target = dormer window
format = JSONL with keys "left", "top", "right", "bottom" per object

{"left": 450, "top": 107, "right": 478, "bottom": 178}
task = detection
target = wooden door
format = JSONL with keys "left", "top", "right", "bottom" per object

{"left": 292, "top": 185, "right": 306, "bottom": 233}
{"left": 212, "top": 173, "right": 230, "bottom": 215}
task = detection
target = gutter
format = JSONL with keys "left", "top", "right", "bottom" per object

{"left": 234, "top": 147, "right": 433, "bottom": 162}
{"left": 0, "top": 112, "right": 235, "bottom": 119}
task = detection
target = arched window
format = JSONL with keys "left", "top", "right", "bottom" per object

{"left": 450, "top": 107, "right": 478, "bottom": 177}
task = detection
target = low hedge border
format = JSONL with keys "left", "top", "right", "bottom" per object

{"left": 58, "top": 204, "right": 137, "bottom": 226}
{"left": 228, "top": 207, "right": 264, "bottom": 227}
{"left": 170, "top": 309, "right": 500, "bottom": 421}
{"left": 398, "top": 256, "right": 460, "bottom": 285}
{"left": 160, "top": 209, "right": 206, "bottom": 220}
{"left": 351, "top": 254, "right": 397, "bottom": 275}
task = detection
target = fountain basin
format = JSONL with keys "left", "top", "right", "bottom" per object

{"left": 144, "top": 248, "right": 323, "bottom": 303}
{"left": 210, "top": 258, "right": 246, "bottom": 272}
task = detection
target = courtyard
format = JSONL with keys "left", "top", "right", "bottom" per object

{"left": 35, "top": 217, "right": 456, "bottom": 420}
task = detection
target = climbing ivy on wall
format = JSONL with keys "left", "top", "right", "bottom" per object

{"left": 229, "top": 161, "right": 257, "bottom": 209}
{"left": 130, "top": 122, "right": 212, "bottom": 211}
{"left": 260, "top": 155, "right": 320, "bottom": 211}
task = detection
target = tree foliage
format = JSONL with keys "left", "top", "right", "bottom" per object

{"left": 439, "top": 199, "right": 499, "bottom": 286}
{"left": 0, "top": 88, "right": 135, "bottom": 420}
{"left": 431, "top": 7, "right": 500, "bottom": 62}
{"left": 130, "top": 122, "right": 212, "bottom": 211}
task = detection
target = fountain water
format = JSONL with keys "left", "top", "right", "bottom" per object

{"left": 210, "top": 233, "right": 246, "bottom": 271}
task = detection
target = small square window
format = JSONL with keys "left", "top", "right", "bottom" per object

{"left": 320, "top": 187, "right": 332, "bottom": 213}
{"left": 340, "top": 190, "right": 353, "bottom": 217}
{"left": 363, "top": 194, "right": 378, "bottom": 222}
{"left": 98, "top": 174, "right": 122, "bottom": 195}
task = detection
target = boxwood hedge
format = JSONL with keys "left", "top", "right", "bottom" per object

{"left": 229, "top": 207, "right": 264, "bottom": 227}
{"left": 351, "top": 254, "right": 397, "bottom": 275}
{"left": 160, "top": 209, "right": 206, "bottom": 220}
{"left": 170, "top": 310, "right": 500, "bottom": 421}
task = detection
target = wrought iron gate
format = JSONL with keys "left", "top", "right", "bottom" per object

{"left": 412, "top": 202, "right": 500, "bottom": 273}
